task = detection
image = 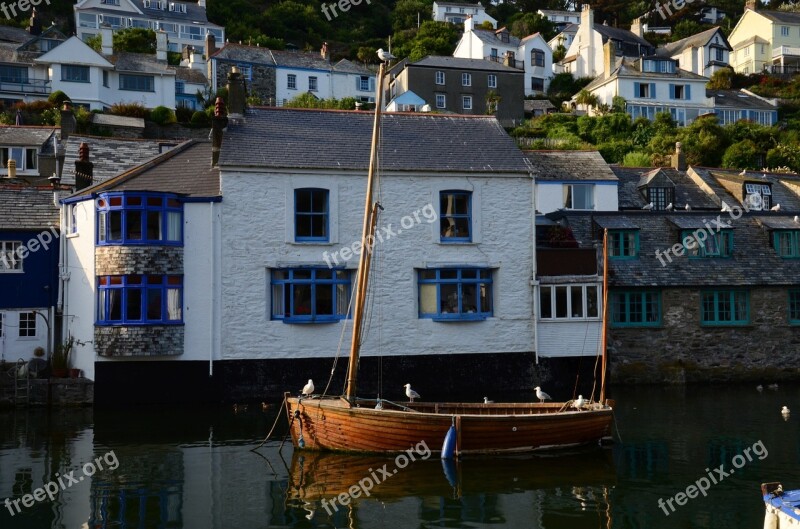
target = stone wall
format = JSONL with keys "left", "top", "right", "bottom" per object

{"left": 94, "top": 325, "right": 184, "bottom": 357}
{"left": 0, "top": 377, "right": 93, "bottom": 408}
{"left": 215, "top": 61, "right": 277, "bottom": 105}
{"left": 609, "top": 287, "right": 800, "bottom": 383}
{"left": 96, "top": 246, "right": 183, "bottom": 275}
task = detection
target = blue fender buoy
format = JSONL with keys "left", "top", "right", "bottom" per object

{"left": 441, "top": 424, "right": 457, "bottom": 459}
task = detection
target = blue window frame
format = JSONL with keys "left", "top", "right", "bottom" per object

{"left": 294, "top": 188, "right": 329, "bottom": 242}
{"left": 440, "top": 191, "right": 472, "bottom": 242}
{"left": 270, "top": 268, "right": 350, "bottom": 323}
{"left": 97, "top": 275, "right": 183, "bottom": 325}
{"left": 611, "top": 290, "right": 661, "bottom": 327}
{"left": 418, "top": 268, "right": 492, "bottom": 320}
{"left": 701, "top": 290, "right": 748, "bottom": 325}
{"left": 774, "top": 230, "right": 800, "bottom": 258}
{"left": 609, "top": 230, "right": 639, "bottom": 259}
{"left": 682, "top": 230, "right": 733, "bottom": 257}
{"left": 97, "top": 192, "right": 183, "bottom": 245}
{"left": 62, "top": 65, "right": 89, "bottom": 83}
{"left": 790, "top": 290, "right": 800, "bottom": 324}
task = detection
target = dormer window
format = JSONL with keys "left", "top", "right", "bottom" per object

{"left": 642, "top": 59, "right": 675, "bottom": 74}
{"left": 744, "top": 182, "right": 771, "bottom": 210}
{"left": 682, "top": 229, "right": 733, "bottom": 258}
{"left": 647, "top": 187, "right": 674, "bottom": 210}
{"left": 609, "top": 230, "right": 639, "bottom": 259}
{"left": 774, "top": 230, "right": 800, "bottom": 258}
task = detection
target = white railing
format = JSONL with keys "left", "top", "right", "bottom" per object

{"left": 773, "top": 45, "right": 800, "bottom": 57}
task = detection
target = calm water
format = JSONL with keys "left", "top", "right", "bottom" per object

{"left": 1, "top": 384, "right": 799, "bottom": 529}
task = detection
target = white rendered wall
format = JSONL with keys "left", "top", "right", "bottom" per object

{"left": 536, "top": 181, "right": 618, "bottom": 214}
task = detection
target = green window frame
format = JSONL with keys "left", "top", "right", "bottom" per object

{"left": 789, "top": 290, "right": 800, "bottom": 324}
{"left": 609, "top": 230, "right": 639, "bottom": 259}
{"left": 774, "top": 230, "right": 800, "bottom": 258}
{"left": 610, "top": 290, "right": 661, "bottom": 327}
{"left": 701, "top": 290, "right": 749, "bottom": 326}
{"left": 682, "top": 230, "right": 733, "bottom": 258}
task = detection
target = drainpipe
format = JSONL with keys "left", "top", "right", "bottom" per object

{"left": 209, "top": 201, "right": 215, "bottom": 376}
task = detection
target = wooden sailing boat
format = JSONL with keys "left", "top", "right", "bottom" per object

{"left": 283, "top": 60, "right": 614, "bottom": 455}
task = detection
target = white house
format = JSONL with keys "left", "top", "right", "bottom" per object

{"left": 561, "top": 6, "right": 654, "bottom": 78}
{"left": 728, "top": 0, "right": 800, "bottom": 75}
{"left": 216, "top": 106, "right": 535, "bottom": 396}
{"left": 537, "top": 9, "right": 580, "bottom": 29}
{"left": 453, "top": 18, "right": 553, "bottom": 94}
{"left": 34, "top": 33, "right": 177, "bottom": 110}
{"left": 74, "top": 0, "right": 224, "bottom": 54}
{"left": 582, "top": 44, "right": 712, "bottom": 126}
{"left": 548, "top": 24, "right": 577, "bottom": 55}
{"left": 433, "top": 1, "right": 497, "bottom": 28}
{"left": 655, "top": 26, "right": 731, "bottom": 77}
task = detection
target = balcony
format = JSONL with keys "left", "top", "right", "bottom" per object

{"left": 485, "top": 54, "right": 524, "bottom": 70}
{"left": 0, "top": 78, "right": 51, "bottom": 95}
{"left": 773, "top": 45, "right": 800, "bottom": 58}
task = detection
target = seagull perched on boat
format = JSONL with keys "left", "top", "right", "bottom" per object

{"left": 782, "top": 406, "right": 791, "bottom": 417}
{"left": 771, "top": 203, "right": 781, "bottom": 212}
{"left": 404, "top": 383, "right": 420, "bottom": 402}
{"left": 642, "top": 202, "right": 654, "bottom": 210}
{"left": 377, "top": 48, "right": 396, "bottom": 62}
{"left": 574, "top": 395, "right": 586, "bottom": 409}
{"left": 534, "top": 386, "right": 552, "bottom": 403}
{"left": 301, "top": 379, "right": 315, "bottom": 397}
{"left": 665, "top": 203, "right": 673, "bottom": 211}
{"left": 484, "top": 397, "right": 494, "bottom": 404}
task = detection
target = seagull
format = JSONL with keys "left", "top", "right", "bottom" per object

{"left": 757, "top": 384, "right": 764, "bottom": 392}
{"left": 685, "top": 203, "right": 692, "bottom": 211}
{"left": 534, "top": 386, "right": 552, "bottom": 403}
{"left": 377, "top": 48, "right": 396, "bottom": 62}
{"left": 574, "top": 395, "right": 586, "bottom": 409}
{"left": 665, "top": 203, "right": 673, "bottom": 211}
{"left": 769, "top": 383, "right": 779, "bottom": 390}
{"left": 375, "top": 400, "right": 383, "bottom": 410}
{"left": 404, "top": 383, "right": 420, "bottom": 402}
{"left": 484, "top": 396, "right": 494, "bottom": 404}
{"left": 301, "top": 379, "right": 315, "bottom": 397}
{"left": 739, "top": 169, "right": 747, "bottom": 176}
{"left": 795, "top": 216, "right": 800, "bottom": 223}
{"left": 721, "top": 204, "right": 731, "bottom": 212}
{"left": 771, "top": 204, "right": 781, "bottom": 212}
{"left": 762, "top": 173, "right": 768, "bottom": 179}
{"left": 782, "top": 406, "right": 791, "bottom": 415}
{"left": 642, "top": 202, "right": 654, "bottom": 210}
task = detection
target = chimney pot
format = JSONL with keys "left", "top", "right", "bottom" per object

{"left": 227, "top": 68, "right": 246, "bottom": 116}
{"left": 78, "top": 142, "right": 89, "bottom": 162}
{"left": 672, "top": 141, "right": 686, "bottom": 170}
{"left": 7, "top": 159, "right": 16, "bottom": 179}
{"left": 75, "top": 145, "right": 94, "bottom": 191}
{"left": 28, "top": 7, "right": 41, "bottom": 36}
{"left": 745, "top": 0, "right": 757, "bottom": 10}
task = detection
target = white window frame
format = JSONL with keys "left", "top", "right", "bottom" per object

{"left": 435, "top": 93, "right": 446, "bottom": 108}
{"left": 462, "top": 95, "right": 472, "bottom": 110}
{"left": 461, "top": 73, "right": 471, "bottom": 86}
{"left": 308, "top": 76, "right": 318, "bottom": 92}
{"left": 287, "top": 74, "right": 297, "bottom": 90}
{"left": 488, "top": 74, "right": 497, "bottom": 88}
{"left": 563, "top": 184, "right": 594, "bottom": 210}
{"left": 435, "top": 71, "right": 445, "bottom": 85}
{"left": 18, "top": 311, "right": 36, "bottom": 338}
{"left": 539, "top": 284, "right": 601, "bottom": 321}
{"left": 0, "top": 241, "right": 22, "bottom": 272}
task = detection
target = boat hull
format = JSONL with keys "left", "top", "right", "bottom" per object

{"left": 285, "top": 395, "right": 613, "bottom": 454}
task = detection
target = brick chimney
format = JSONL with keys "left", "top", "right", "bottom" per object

{"left": 672, "top": 142, "right": 686, "bottom": 171}
{"left": 75, "top": 142, "right": 93, "bottom": 191}
{"left": 101, "top": 24, "right": 113, "bottom": 55}
{"left": 321, "top": 41, "right": 329, "bottom": 61}
{"left": 227, "top": 66, "right": 246, "bottom": 118}
{"left": 745, "top": 0, "right": 757, "bottom": 11}
{"left": 205, "top": 32, "right": 216, "bottom": 57}
{"left": 603, "top": 39, "right": 616, "bottom": 76}
{"left": 630, "top": 17, "right": 643, "bottom": 38}
{"left": 27, "top": 7, "right": 41, "bottom": 36}
{"left": 198, "top": 0, "right": 206, "bottom": 8}
{"left": 211, "top": 97, "right": 228, "bottom": 167}
{"left": 60, "top": 102, "right": 76, "bottom": 140}
{"left": 156, "top": 30, "right": 168, "bottom": 62}
{"left": 581, "top": 4, "right": 595, "bottom": 76}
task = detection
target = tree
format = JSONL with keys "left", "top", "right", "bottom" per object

{"left": 392, "top": 21, "right": 460, "bottom": 61}
{"left": 87, "top": 28, "right": 157, "bottom": 54}
{"left": 721, "top": 139, "right": 760, "bottom": 169}
{"left": 553, "top": 42, "right": 567, "bottom": 63}
{"left": 392, "top": 0, "right": 432, "bottom": 33}
{"left": 672, "top": 21, "right": 712, "bottom": 41}
{"left": 508, "top": 13, "right": 556, "bottom": 41}
{"left": 708, "top": 68, "right": 733, "bottom": 89}
{"left": 575, "top": 89, "right": 600, "bottom": 109}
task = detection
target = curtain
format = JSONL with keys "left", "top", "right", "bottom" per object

{"left": 167, "top": 211, "right": 181, "bottom": 241}
{"left": 167, "top": 288, "right": 181, "bottom": 321}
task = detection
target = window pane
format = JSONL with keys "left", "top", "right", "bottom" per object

{"left": 127, "top": 288, "right": 142, "bottom": 320}
{"left": 440, "top": 284, "right": 459, "bottom": 313}
{"left": 480, "top": 283, "right": 492, "bottom": 313}
{"left": 587, "top": 286, "right": 599, "bottom": 317}
{"left": 147, "top": 211, "right": 162, "bottom": 240}
{"left": 126, "top": 211, "right": 142, "bottom": 240}
{"left": 540, "top": 286, "right": 552, "bottom": 318}
{"left": 167, "top": 288, "right": 181, "bottom": 320}
{"left": 440, "top": 269, "right": 457, "bottom": 279}
{"left": 315, "top": 284, "right": 333, "bottom": 315}
{"left": 420, "top": 284, "right": 437, "bottom": 314}
{"left": 336, "top": 283, "right": 349, "bottom": 316}
{"left": 570, "top": 286, "right": 584, "bottom": 317}
{"left": 147, "top": 288, "right": 162, "bottom": 320}
{"left": 293, "top": 284, "right": 312, "bottom": 315}
{"left": 555, "top": 286, "right": 568, "bottom": 318}
{"left": 294, "top": 269, "right": 312, "bottom": 280}
{"left": 271, "top": 283, "right": 284, "bottom": 316}
{"left": 462, "top": 284, "right": 477, "bottom": 313}
{"left": 109, "top": 211, "right": 122, "bottom": 240}
{"left": 167, "top": 211, "right": 181, "bottom": 241}
{"left": 108, "top": 290, "right": 122, "bottom": 320}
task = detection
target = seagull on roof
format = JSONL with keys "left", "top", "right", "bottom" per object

{"left": 666, "top": 203, "right": 674, "bottom": 211}
{"left": 377, "top": 48, "right": 396, "bottom": 62}
{"left": 771, "top": 203, "right": 781, "bottom": 212}
{"left": 404, "top": 383, "right": 420, "bottom": 402}
{"left": 534, "top": 386, "right": 552, "bottom": 403}
{"left": 762, "top": 173, "right": 768, "bottom": 179}
{"left": 794, "top": 216, "right": 800, "bottom": 223}
{"left": 721, "top": 204, "right": 731, "bottom": 212}
{"left": 642, "top": 202, "right": 654, "bottom": 210}
{"left": 739, "top": 169, "right": 747, "bottom": 176}
{"left": 685, "top": 203, "right": 692, "bottom": 211}
{"left": 301, "top": 379, "right": 315, "bottom": 397}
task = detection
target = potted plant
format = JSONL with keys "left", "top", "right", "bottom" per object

{"left": 51, "top": 337, "right": 74, "bottom": 378}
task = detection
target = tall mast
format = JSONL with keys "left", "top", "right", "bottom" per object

{"left": 599, "top": 229, "right": 609, "bottom": 403}
{"left": 345, "top": 62, "right": 386, "bottom": 401}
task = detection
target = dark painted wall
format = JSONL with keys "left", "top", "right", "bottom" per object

{"left": 0, "top": 229, "right": 59, "bottom": 309}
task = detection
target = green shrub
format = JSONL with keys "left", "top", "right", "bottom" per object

{"left": 721, "top": 139, "right": 759, "bottom": 170}
{"left": 621, "top": 151, "right": 653, "bottom": 167}
{"left": 175, "top": 106, "right": 194, "bottom": 123}
{"left": 109, "top": 102, "right": 148, "bottom": 118}
{"left": 48, "top": 90, "right": 70, "bottom": 108}
{"left": 190, "top": 110, "right": 210, "bottom": 127}
{"left": 149, "top": 106, "right": 176, "bottom": 126}
{"left": 597, "top": 139, "right": 634, "bottom": 164}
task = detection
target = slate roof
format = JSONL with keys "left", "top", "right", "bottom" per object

{"left": 0, "top": 126, "right": 56, "bottom": 147}
{"left": 0, "top": 25, "right": 35, "bottom": 44}
{"left": 583, "top": 58, "right": 708, "bottom": 92}
{"left": 756, "top": 9, "right": 800, "bottom": 25}
{"left": 553, "top": 211, "right": 800, "bottom": 286}
{"left": 210, "top": 43, "right": 334, "bottom": 71}
{"left": 332, "top": 59, "right": 373, "bottom": 75}
{"left": 473, "top": 29, "right": 521, "bottom": 48}
{"left": 76, "top": 140, "right": 220, "bottom": 198}
{"left": 0, "top": 186, "right": 58, "bottom": 230}
{"left": 271, "top": 49, "right": 331, "bottom": 70}
{"left": 524, "top": 99, "right": 555, "bottom": 112}
{"left": 709, "top": 89, "right": 777, "bottom": 110}
{"left": 594, "top": 24, "right": 653, "bottom": 50}
{"left": 538, "top": 9, "right": 580, "bottom": 17}
{"left": 700, "top": 168, "right": 800, "bottom": 211}
{"left": 657, "top": 27, "right": 730, "bottom": 57}
{"left": 62, "top": 135, "right": 169, "bottom": 186}
{"left": 90, "top": 114, "right": 145, "bottom": 129}
{"left": 411, "top": 55, "right": 523, "bottom": 72}
{"left": 612, "top": 166, "right": 720, "bottom": 210}
{"left": 175, "top": 67, "right": 207, "bottom": 83}
{"left": 524, "top": 150, "right": 617, "bottom": 181}
{"left": 220, "top": 107, "right": 530, "bottom": 173}
{"left": 109, "top": 52, "right": 174, "bottom": 74}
